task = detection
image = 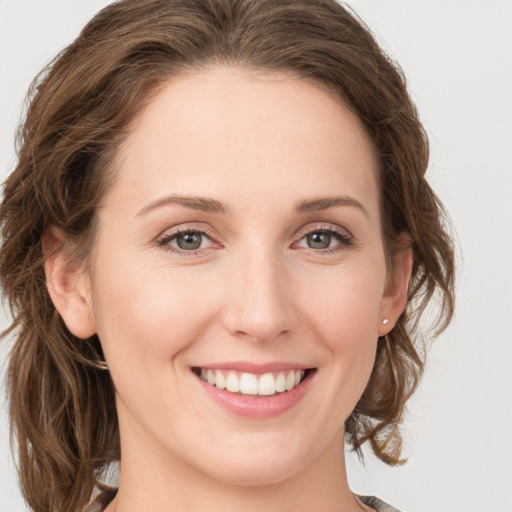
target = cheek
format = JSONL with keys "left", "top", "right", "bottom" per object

{"left": 91, "top": 252, "right": 220, "bottom": 368}
{"left": 297, "top": 263, "right": 384, "bottom": 401}
{"left": 298, "top": 261, "right": 385, "bottom": 340}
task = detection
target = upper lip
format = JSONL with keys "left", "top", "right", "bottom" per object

{"left": 192, "top": 361, "right": 314, "bottom": 374}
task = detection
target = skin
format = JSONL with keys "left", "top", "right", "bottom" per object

{"left": 46, "top": 66, "right": 411, "bottom": 512}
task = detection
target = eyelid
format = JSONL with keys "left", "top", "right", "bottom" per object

{"left": 292, "top": 223, "right": 354, "bottom": 251}
{"left": 295, "top": 223, "right": 353, "bottom": 240}
{"left": 156, "top": 223, "right": 221, "bottom": 255}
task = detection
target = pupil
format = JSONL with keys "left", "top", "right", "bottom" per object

{"left": 177, "top": 232, "right": 202, "bottom": 250}
{"left": 307, "top": 232, "right": 331, "bottom": 249}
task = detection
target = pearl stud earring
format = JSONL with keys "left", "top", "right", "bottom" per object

{"left": 382, "top": 318, "right": 390, "bottom": 325}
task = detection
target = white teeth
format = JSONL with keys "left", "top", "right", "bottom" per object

{"left": 285, "top": 371, "right": 295, "bottom": 391}
{"left": 275, "top": 372, "right": 286, "bottom": 392}
{"left": 198, "top": 368, "right": 308, "bottom": 396}
{"left": 215, "top": 370, "right": 226, "bottom": 390}
{"left": 240, "top": 373, "right": 258, "bottom": 395}
{"left": 258, "top": 373, "right": 276, "bottom": 396}
{"left": 225, "top": 371, "right": 240, "bottom": 393}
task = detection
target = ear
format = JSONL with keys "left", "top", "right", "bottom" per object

{"left": 378, "top": 238, "right": 413, "bottom": 337}
{"left": 44, "top": 226, "right": 96, "bottom": 339}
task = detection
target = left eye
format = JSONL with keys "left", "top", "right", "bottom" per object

{"left": 161, "top": 230, "right": 213, "bottom": 251}
{"left": 296, "top": 229, "right": 350, "bottom": 250}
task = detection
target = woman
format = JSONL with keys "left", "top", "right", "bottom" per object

{"left": 0, "top": 1, "right": 454, "bottom": 511}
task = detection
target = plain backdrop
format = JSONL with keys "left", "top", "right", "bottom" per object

{"left": 1, "top": 1, "right": 511, "bottom": 511}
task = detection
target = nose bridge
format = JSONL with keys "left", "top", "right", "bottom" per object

{"left": 222, "top": 242, "right": 295, "bottom": 343}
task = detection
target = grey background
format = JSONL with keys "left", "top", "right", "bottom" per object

{"left": 1, "top": 1, "right": 511, "bottom": 511}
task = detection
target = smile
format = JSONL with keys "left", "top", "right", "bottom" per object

{"left": 194, "top": 368, "right": 308, "bottom": 396}
{"left": 192, "top": 363, "right": 316, "bottom": 418}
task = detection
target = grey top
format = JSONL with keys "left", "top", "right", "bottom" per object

{"left": 359, "top": 495, "right": 403, "bottom": 512}
{"left": 83, "top": 490, "right": 402, "bottom": 511}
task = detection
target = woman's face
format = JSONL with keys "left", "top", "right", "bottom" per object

{"left": 78, "top": 67, "right": 406, "bottom": 485}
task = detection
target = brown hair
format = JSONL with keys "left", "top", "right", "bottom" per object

{"left": 0, "top": 0, "right": 455, "bottom": 510}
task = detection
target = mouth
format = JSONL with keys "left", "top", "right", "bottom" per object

{"left": 191, "top": 367, "right": 315, "bottom": 396}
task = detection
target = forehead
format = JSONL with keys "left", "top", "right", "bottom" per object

{"left": 108, "top": 66, "right": 380, "bottom": 217}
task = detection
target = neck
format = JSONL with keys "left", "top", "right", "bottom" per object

{"left": 108, "top": 428, "right": 367, "bottom": 512}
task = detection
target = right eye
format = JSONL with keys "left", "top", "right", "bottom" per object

{"left": 158, "top": 229, "right": 216, "bottom": 254}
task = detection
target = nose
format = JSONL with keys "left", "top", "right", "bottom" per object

{"left": 221, "top": 248, "right": 297, "bottom": 344}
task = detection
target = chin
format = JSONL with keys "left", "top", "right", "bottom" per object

{"left": 188, "top": 433, "right": 314, "bottom": 488}
{"left": 204, "top": 458, "right": 304, "bottom": 488}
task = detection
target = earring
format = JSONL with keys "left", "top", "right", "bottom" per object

{"left": 382, "top": 318, "right": 390, "bottom": 325}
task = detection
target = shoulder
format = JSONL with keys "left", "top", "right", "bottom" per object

{"left": 83, "top": 490, "right": 400, "bottom": 512}
{"left": 358, "top": 495, "right": 404, "bottom": 512}
{"left": 82, "top": 489, "right": 117, "bottom": 512}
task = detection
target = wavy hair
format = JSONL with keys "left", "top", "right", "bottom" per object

{"left": 0, "top": 0, "right": 455, "bottom": 510}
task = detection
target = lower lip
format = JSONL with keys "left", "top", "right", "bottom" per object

{"left": 195, "top": 371, "right": 315, "bottom": 419}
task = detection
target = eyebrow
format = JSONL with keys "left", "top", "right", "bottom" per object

{"left": 136, "top": 195, "right": 229, "bottom": 217}
{"left": 136, "top": 194, "right": 369, "bottom": 218}
{"left": 295, "top": 196, "right": 369, "bottom": 218}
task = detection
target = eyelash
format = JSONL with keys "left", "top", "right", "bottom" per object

{"left": 156, "top": 224, "right": 353, "bottom": 256}
{"left": 157, "top": 226, "right": 220, "bottom": 256}
{"left": 293, "top": 224, "right": 353, "bottom": 254}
